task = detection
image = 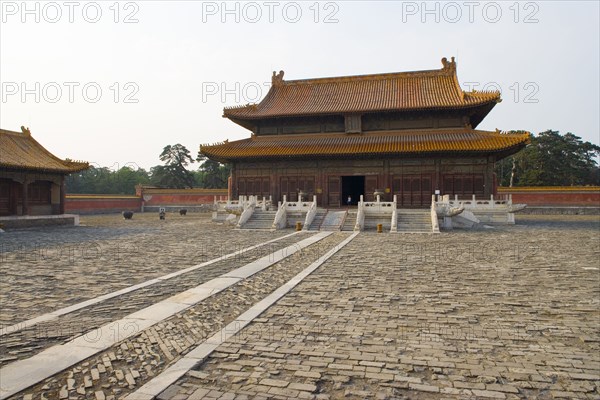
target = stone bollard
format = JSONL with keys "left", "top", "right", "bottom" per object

{"left": 296, "top": 222, "right": 302, "bottom": 231}
{"left": 377, "top": 223, "right": 383, "bottom": 233}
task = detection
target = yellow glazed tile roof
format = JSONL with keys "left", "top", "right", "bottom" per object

{"left": 224, "top": 58, "right": 500, "bottom": 119}
{"left": 0, "top": 127, "right": 89, "bottom": 173}
{"left": 200, "top": 128, "right": 530, "bottom": 162}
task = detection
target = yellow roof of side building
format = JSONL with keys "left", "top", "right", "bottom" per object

{"left": 0, "top": 127, "right": 89, "bottom": 173}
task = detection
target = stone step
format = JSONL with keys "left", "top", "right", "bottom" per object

{"left": 395, "top": 210, "right": 432, "bottom": 233}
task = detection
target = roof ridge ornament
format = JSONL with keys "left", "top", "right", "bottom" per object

{"left": 272, "top": 70, "right": 285, "bottom": 86}
{"left": 441, "top": 57, "right": 456, "bottom": 73}
{"left": 21, "top": 126, "right": 31, "bottom": 135}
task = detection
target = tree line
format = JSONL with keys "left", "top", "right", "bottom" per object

{"left": 67, "top": 131, "right": 600, "bottom": 195}
{"left": 66, "top": 144, "right": 230, "bottom": 195}
{"left": 495, "top": 130, "right": 599, "bottom": 187}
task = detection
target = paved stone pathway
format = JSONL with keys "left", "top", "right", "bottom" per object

{"left": 0, "top": 213, "right": 289, "bottom": 326}
{"left": 163, "top": 215, "right": 600, "bottom": 399}
{"left": 2, "top": 223, "right": 348, "bottom": 399}
{"left": 0, "top": 232, "right": 303, "bottom": 366}
{"left": 0, "top": 214, "right": 598, "bottom": 399}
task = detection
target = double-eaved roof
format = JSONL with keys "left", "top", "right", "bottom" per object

{"left": 202, "top": 58, "right": 530, "bottom": 162}
{"left": 223, "top": 57, "right": 500, "bottom": 120}
{"left": 0, "top": 127, "right": 89, "bottom": 173}
{"left": 201, "top": 128, "right": 530, "bottom": 162}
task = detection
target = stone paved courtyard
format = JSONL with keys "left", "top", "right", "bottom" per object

{"left": 0, "top": 213, "right": 598, "bottom": 399}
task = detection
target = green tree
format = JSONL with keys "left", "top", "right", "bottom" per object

{"left": 66, "top": 165, "right": 150, "bottom": 194}
{"left": 196, "top": 154, "right": 231, "bottom": 189}
{"left": 150, "top": 144, "right": 196, "bottom": 188}
{"left": 495, "top": 130, "right": 600, "bottom": 186}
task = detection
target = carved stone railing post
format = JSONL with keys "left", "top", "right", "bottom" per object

{"left": 431, "top": 195, "right": 440, "bottom": 233}
{"left": 236, "top": 197, "right": 256, "bottom": 228}
{"left": 390, "top": 195, "right": 398, "bottom": 233}
{"left": 272, "top": 201, "right": 287, "bottom": 230}
{"left": 354, "top": 195, "right": 365, "bottom": 232}
{"left": 302, "top": 195, "right": 318, "bottom": 231}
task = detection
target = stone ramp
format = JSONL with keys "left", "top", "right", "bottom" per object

{"left": 320, "top": 210, "right": 347, "bottom": 231}
{"left": 307, "top": 209, "right": 327, "bottom": 231}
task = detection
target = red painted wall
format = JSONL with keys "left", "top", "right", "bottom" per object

{"left": 498, "top": 187, "right": 600, "bottom": 207}
{"left": 142, "top": 194, "right": 224, "bottom": 205}
{"left": 65, "top": 188, "right": 228, "bottom": 214}
{"left": 65, "top": 197, "right": 141, "bottom": 214}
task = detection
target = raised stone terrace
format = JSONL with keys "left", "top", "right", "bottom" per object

{"left": 0, "top": 213, "right": 598, "bottom": 399}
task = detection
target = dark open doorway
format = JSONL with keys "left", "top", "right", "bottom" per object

{"left": 341, "top": 176, "right": 365, "bottom": 206}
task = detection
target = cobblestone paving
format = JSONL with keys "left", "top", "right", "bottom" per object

{"left": 0, "top": 213, "right": 289, "bottom": 326}
{"left": 7, "top": 233, "right": 348, "bottom": 400}
{"left": 0, "top": 232, "right": 304, "bottom": 366}
{"left": 166, "top": 215, "right": 600, "bottom": 399}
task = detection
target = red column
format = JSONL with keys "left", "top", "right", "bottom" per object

{"left": 60, "top": 176, "right": 66, "bottom": 214}
{"left": 22, "top": 180, "right": 29, "bottom": 215}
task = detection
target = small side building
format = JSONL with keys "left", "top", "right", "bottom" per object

{"left": 200, "top": 58, "right": 530, "bottom": 208}
{"left": 0, "top": 126, "right": 89, "bottom": 216}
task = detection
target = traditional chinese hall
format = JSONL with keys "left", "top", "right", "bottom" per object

{"left": 202, "top": 57, "right": 529, "bottom": 208}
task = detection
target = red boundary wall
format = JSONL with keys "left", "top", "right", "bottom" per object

{"left": 497, "top": 186, "right": 600, "bottom": 207}
{"left": 65, "top": 195, "right": 141, "bottom": 214}
{"left": 66, "top": 187, "right": 228, "bottom": 214}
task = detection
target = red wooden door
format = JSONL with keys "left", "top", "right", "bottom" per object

{"left": 365, "top": 176, "right": 378, "bottom": 202}
{"left": 328, "top": 176, "right": 340, "bottom": 206}
{"left": 421, "top": 174, "right": 432, "bottom": 206}
{"left": 398, "top": 174, "right": 432, "bottom": 207}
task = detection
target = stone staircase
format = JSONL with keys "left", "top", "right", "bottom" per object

{"left": 286, "top": 211, "right": 306, "bottom": 228}
{"left": 239, "top": 210, "right": 276, "bottom": 230}
{"left": 363, "top": 213, "right": 393, "bottom": 231}
{"left": 395, "top": 209, "right": 432, "bottom": 233}
{"left": 307, "top": 209, "right": 328, "bottom": 231}
{"left": 341, "top": 211, "right": 357, "bottom": 231}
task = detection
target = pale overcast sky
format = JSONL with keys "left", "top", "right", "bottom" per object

{"left": 1, "top": 1, "right": 599, "bottom": 170}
